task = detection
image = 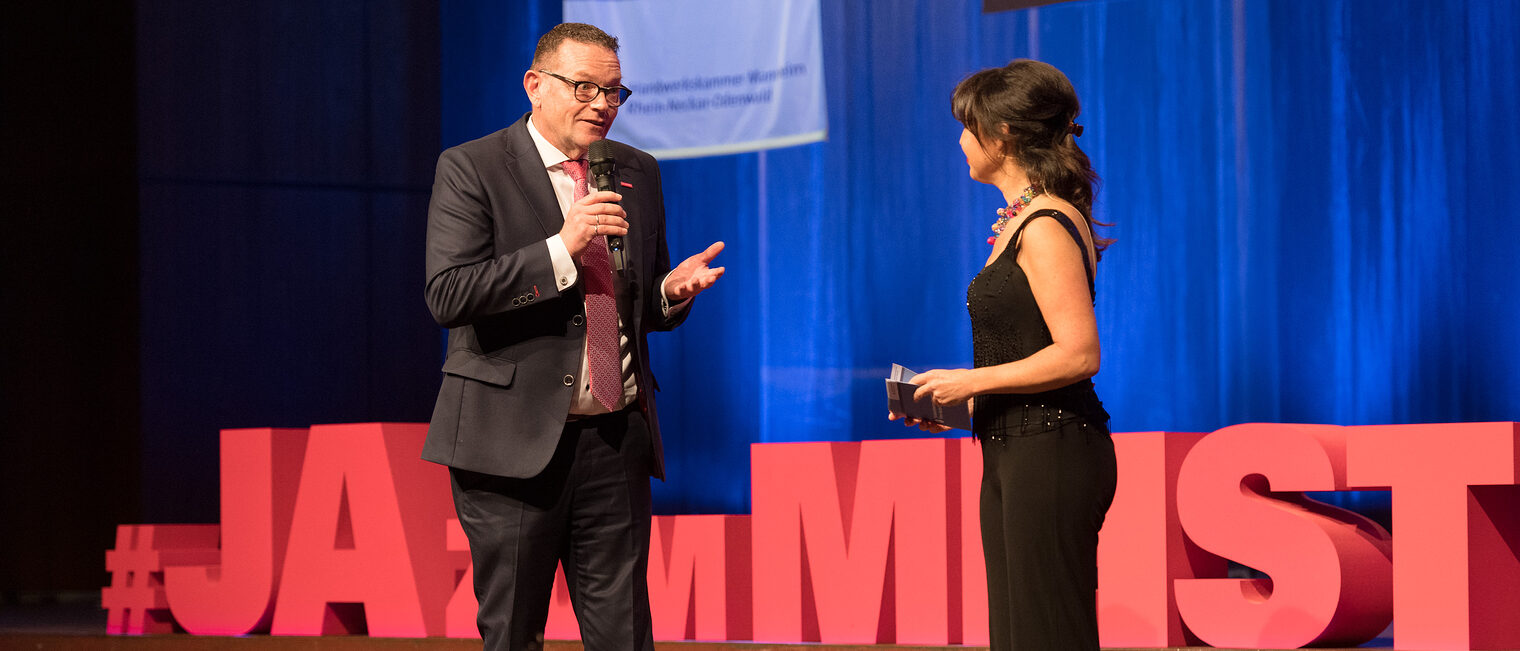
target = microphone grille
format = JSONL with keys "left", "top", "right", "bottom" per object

{"left": 588, "top": 139, "right": 614, "bottom": 164}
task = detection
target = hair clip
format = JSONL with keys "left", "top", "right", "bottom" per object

{"left": 1068, "top": 122, "right": 1084, "bottom": 137}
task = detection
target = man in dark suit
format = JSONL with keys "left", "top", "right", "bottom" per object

{"left": 421, "top": 22, "right": 724, "bottom": 651}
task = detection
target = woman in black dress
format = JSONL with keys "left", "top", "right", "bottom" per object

{"left": 893, "top": 59, "right": 1116, "bottom": 650}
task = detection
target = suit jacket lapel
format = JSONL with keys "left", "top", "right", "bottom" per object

{"left": 499, "top": 115, "right": 654, "bottom": 309}
{"left": 500, "top": 114, "right": 564, "bottom": 238}
{"left": 618, "top": 149, "right": 649, "bottom": 276}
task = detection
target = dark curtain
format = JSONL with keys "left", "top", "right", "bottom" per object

{"left": 135, "top": 2, "right": 442, "bottom": 522}
{"left": 2, "top": 2, "right": 139, "bottom": 592}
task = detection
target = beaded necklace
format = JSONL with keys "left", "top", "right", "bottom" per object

{"left": 987, "top": 185, "right": 1042, "bottom": 245}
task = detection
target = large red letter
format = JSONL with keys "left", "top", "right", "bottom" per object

{"left": 444, "top": 518, "right": 478, "bottom": 638}
{"left": 1347, "top": 422, "right": 1520, "bottom": 650}
{"left": 270, "top": 423, "right": 454, "bottom": 637}
{"left": 751, "top": 438, "right": 954, "bottom": 644}
{"left": 163, "top": 428, "right": 308, "bottom": 634}
{"left": 103, "top": 524, "right": 220, "bottom": 634}
{"left": 648, "top": 514, "right": 751, "bottom": 641}
{"left": 957, "top": 437, "right": 986, "bottom": 646}
{"left": 1174, "top": 423, "right": 1392, "bottom": 648}
{"left": 1098, "top": 431, "right": 1222, "bottom": 647}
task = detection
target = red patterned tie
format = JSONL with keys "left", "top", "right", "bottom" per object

{"left": 563, "top": 159, "right": 621, "bottom": 411}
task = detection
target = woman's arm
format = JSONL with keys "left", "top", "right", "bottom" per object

{"left": 914, "top": 216, "right": 1099, "bottom": 405}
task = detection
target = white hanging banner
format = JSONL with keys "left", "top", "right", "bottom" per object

{"left": 563, "top": 0, "right": 827, "bottom": 159}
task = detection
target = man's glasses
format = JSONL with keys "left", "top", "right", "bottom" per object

{"left": 538, "top": 70, "right": 632, "bottom": 107}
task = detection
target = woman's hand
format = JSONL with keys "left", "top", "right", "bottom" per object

{"left": 911, "top": 368, "right": 979, "bottom": 406}
{"left": 887, "top": 411, "right": 953, "bottom": 433}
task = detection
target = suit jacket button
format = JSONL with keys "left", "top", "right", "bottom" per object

{"left": 562, "top": 374, "right": 574, "bottom": 386}
{"left": 572, "top": 315, "right": 584, "bottom": 327}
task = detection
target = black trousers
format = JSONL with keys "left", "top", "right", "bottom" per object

{"left": 451, "top": 408, "right": 655, "bottom": 651}
{"left": 980, "top": 420, "right": 1117, "bottom": 651}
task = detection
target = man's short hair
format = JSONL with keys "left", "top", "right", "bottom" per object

{"left": 532, "top": 23, "right": 620, "bottom": 68}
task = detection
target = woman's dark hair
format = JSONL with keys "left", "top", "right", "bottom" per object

{"left": 952, "top": 59, "right": 1110, "bottom": 253}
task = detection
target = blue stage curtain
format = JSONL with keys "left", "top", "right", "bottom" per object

{"left": 442, "top": 0, "right": 1520, "bottom": 515}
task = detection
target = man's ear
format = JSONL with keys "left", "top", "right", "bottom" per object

{"left": 523, "top": 70, "right": 541, "bottom": 109}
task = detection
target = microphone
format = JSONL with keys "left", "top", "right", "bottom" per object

{"left": 588, "top": 139, "right": 625, "bottom": 274}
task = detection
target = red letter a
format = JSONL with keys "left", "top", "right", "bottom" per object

{"left": 271, "top": 423, "right": 454, "bottom": 637}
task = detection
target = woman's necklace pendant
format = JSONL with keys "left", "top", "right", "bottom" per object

{"left": 987, "top": 185, "right": 1042, "bottom": 245}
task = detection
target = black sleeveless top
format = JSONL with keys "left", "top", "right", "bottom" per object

{"left": 967, "top": 208, "right": 1110, "bottom": 438}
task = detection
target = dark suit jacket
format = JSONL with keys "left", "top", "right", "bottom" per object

{"left": 421, "top": 113, "right": 687, "bottom": 481}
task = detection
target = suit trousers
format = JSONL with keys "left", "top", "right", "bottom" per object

{"left": 450, "top": 407, "right": 655, "bottom": 651}
{"left": 980, "top": 420, "right": 1116, "bottom": 651}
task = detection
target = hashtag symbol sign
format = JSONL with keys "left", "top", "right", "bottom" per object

{"left": 102, "top": 524, "right": 220, "bottom": 635}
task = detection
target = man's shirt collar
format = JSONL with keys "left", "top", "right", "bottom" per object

{"left": 526, "top": 115, "right": 575, "bottom": 169}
